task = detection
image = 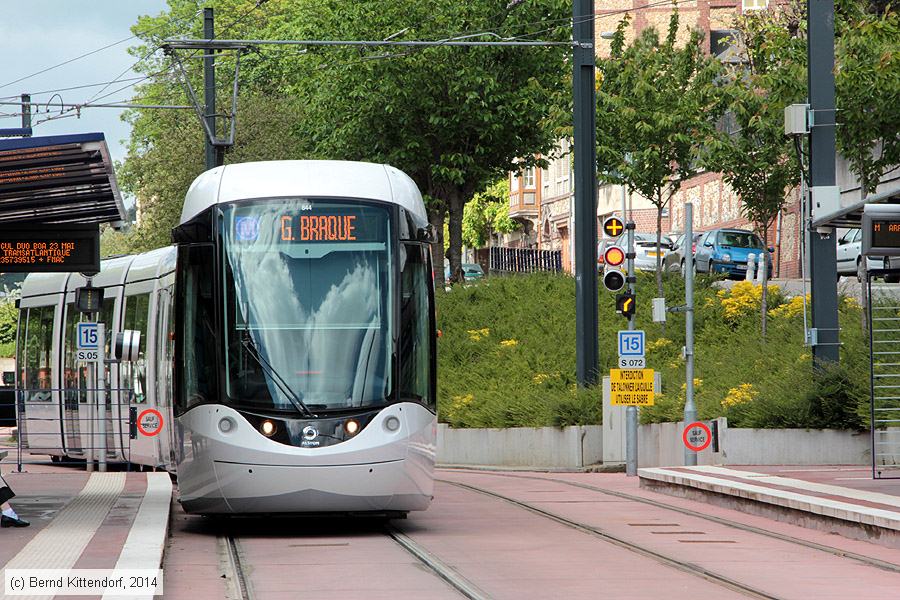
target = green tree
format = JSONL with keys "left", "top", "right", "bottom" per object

{"left": 835, "top": 0, "right": 900, "bottom": 199}
{"left": 462, "top": 179, "right": 518, "bottom": 249}
{"left": 705, "top": 9, "right": 805, "bottom": 338}
{"left": 278, "top": 0, "right": 569, "bottom": 286}
{"left": 597, "top": 12, "right": 722, "bottom": 297}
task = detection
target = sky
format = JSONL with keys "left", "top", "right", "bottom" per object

{"left": 0, "top": 1, "right": 172, "bottom": 165}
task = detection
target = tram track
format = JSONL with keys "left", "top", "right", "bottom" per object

{"left": 220, "top": 535, "right": 254, "bottom": 600}
{"left": 440, "top": 469, "right": 900, "bottom": 574}
{"left": 385, "top": 524, "right": 491, "bottom": 600}
{"left": 440, "top": 478, "right": 784, "bottom": 600}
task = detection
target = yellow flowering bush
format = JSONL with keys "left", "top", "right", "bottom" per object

{"left": 467, "top": 327, "right": 490, "bottom": 341}
{"left": 843, "top": 296, "right": 860, "bottom": 309}
{"left": 769, "top": 294, "right": 808, "bottom": 318}
{"left": 718, "top": 281, "right": 781, "bottom": 323}
{"left": 647, "top": 337, "right": 673, "bottom": 352}
{"left": 721, "top": 383, "right": 758, "bottom": 408}
{"left": 446, "top": 394, "right": 474, "bottom": 422}
{"left": 532, "top": 373, "right": 550, "bottom": 384}
{"left": 500, "top": 339, "right": 518, "bottom": 347}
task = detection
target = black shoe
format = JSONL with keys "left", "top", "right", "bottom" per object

{"left": 1, "top": 514, "right": 29, "bottom": 528}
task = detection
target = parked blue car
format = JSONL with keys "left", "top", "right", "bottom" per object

{"left": 693, "top": 228, "right": 773, "bottom": 279}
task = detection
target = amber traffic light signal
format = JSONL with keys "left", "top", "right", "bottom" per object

{"left": 604, "top": 245, "right": 625, "bottom": 267}
{"left": 616, "top": 293, "right": 636, "bottom": 318}
{"left": 602, "top": 216, "right": 625, "bottom": 238}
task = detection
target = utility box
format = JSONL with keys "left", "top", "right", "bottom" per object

{"left": 811, "top": 186, "right": 841, "bottom": 220}
{"left": 784, "top": 103, "right": 810, "bottom": 135}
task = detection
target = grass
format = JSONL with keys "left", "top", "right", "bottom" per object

{"left": 437, "top": 271, "right": 870, "bottom": 429}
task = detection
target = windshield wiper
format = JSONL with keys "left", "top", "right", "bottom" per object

{"left": 240, "top": 334, "right": 314, "bottom": 418}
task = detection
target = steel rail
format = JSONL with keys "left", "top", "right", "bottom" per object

{"left": 440, "top": 478, "right": 785, "bottom": 600}
{"left": 385, "top": 524, "right": 490, "bottom": 600}
{"left": 220, "top": 535, "right": 254, "bottom": 600}
{"left": 440, "top": 470, "right": 900, "bottom": 574}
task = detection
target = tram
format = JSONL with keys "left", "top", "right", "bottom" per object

{"left": 16, "top": 160, "right": 438, "bottom": 515}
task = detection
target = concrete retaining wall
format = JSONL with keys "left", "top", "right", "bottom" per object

{"left": 437, "top": 424, "right": 602, "bottom": 469}
{"left": 437, "top": 420, "right": 870, "bottom": 469}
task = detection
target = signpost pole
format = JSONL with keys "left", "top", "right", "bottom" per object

{"left": 573, "top": 0, "right": 599, "bottom": 388}
{"left": 683, "top": 203, "right": 697, "bottom": 466}
{"left": 97, "top": 324, "right": 107, "bottom": 473}
{"left": 626, "top": 222, "right": 638, "bottom": 476}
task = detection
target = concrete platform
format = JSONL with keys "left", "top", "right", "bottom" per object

{"left": 639, "top": 465, "right": 900, "bottom": 549}
{"left": 0, "top": 462, "right": 171, "bottom": 599}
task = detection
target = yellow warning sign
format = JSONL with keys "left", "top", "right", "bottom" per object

{"left": 610, "top": 369, "right": 655, "bottom": 406}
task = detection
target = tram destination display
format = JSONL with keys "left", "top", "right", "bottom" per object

{"left": 862, "top": 204, "right": 900, "bottom": 257}
{"left": 0, "top": 225, "right": 100, "bottom": 273}
{"left": 232, "top": 201, "right": 388, "bottom": 244}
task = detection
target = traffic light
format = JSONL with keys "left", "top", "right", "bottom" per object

{"left": 602, "top": 216, "right": 625, "bottom": 238}
{"left": 616, "top": 292, "right": 636, "bottom": 318}
{"left": 603, "top": 268, "right": 626, "bottom": 292}
{"left": 604, "top": 245, "right": 625, "bottom": 268}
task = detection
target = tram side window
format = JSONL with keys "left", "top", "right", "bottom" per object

{"left": 62, "top": 304, "right": 89, "bottom": 407}
{"left": 122, "top": 294, "right": 150, "bottom": 403}
{"left": 178, "top": 245, "right": 218, "bottom": 412}
{"left": 22, "top": 306, "right": 54, "bottom": 402}
{"left": 399, "top": 244, "right": 434, "bottom": 410}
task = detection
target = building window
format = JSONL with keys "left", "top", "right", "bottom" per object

{"left": 523, "top": 168, "right": 535, "bottom": 189}
{"left": 510, "top": 172, "right": 519, "bottom": 193}
{"left": 742, "top": 0, "right": 767, "bottom": 10}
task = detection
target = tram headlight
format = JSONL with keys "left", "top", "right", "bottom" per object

{"left": 260, "top": 419, "right": 277, "bottom": 437}
{"left": 344, "top": 419, "right": 360, "bottom": 436}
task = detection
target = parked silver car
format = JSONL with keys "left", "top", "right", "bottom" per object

{"left": 837, "top": 228, "right": 883, "bottom": 280}
{"left": 663, "top": 232, "right": 704, "bottom": 274}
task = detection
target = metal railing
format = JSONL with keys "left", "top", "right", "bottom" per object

{"left": 866, "top": 273, "right": 900, "bottom": 479}
{"left": 0, "top": 387, "right": 137, "bottom": 472}
{"left": 489, "top": 246, "right": 562, "bottom": 274}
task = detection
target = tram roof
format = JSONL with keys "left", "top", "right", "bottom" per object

{"left": 181, "top": 160, "right": 427, "bottom": 225}
{"left": 0, "top": 133, "right": 126, "bottom": 227}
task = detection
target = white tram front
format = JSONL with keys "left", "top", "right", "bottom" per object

{"left": 17, "top": 160, "right": 438, "bottom": 516}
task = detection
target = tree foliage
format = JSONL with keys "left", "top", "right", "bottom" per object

{"left": 461, "top": 179, "right": 518, "bottom": 249}
{"left": 597, "top": 11, "right": 722, "bottom": 295}
{"left": 704, "top": 8, "right": 805, "bottom": 337}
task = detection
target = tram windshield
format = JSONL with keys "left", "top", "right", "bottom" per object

{"left": 221, "top": 199, "right": 394, "bottom": 412}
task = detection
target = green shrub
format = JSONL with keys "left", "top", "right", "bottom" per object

{"left": 437, "top": 271, "right": 870, "bottom": 430}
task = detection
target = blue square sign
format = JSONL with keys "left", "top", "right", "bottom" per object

{"left": 618, "top": 330, "right": 645, "bottom": 357}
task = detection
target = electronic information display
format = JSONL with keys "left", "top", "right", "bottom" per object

{"left": 862, "top": 204, "right": 900, "bottom": 257}
{"left": 232, "top": 203, "right": 388, "bottom": 245}
{"left": 0, "top": 226, "right": 100, "bottom": 273}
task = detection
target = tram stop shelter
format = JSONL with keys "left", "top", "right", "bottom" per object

{"left": 0, "top": 132, "right": 125, "bottom": 227}
{"left": 0, "top": 132, "right": 125, "bottom": 425}
{"left": 813, "top": 184, "right": 900, "bottom": 480}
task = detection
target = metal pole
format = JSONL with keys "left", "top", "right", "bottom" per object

{"left": 203, "top": 8, "right": 223, "bottom": 170}
{"left": 573, "top": 0, "right": 599, "bottom": 387}
{"left": 683, "top": 203, "right": 697, "bottom": 466}
{"left": 808, "top": 0, "right": 839, "bottom": 363}
{"left": 20, "top": 94, "right": 31, "bottom": 136}
{"left": 97, "top": 323, "right": 107, "bottom": 473}
{"left": 621, "top": 184, "right": 627, "bottom": 221}
{"left": 625, "top": 222, "right": 638, "bottom": 476}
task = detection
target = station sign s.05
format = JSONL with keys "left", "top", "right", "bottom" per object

{"left": 0, "top": 225, "right": 100, "bottom": 273}
{"left": 609, "top": 369, "right": 655, "bottom": 406}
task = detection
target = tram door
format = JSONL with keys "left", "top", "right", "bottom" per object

{"left": 122, "top": 290, "right": 156, "bottom": 466}
{"left": 60, "top": 297, "right": 118, "bottom": 461}
{"left": 17, "top": 301, "right": 64, "bottom": 457}
{"left": 154, "top": 285, "right": 177, "bottom": 471}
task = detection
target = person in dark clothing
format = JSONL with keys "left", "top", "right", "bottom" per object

{"left": 1, "top": 474, "right": 29, "bottom": 527}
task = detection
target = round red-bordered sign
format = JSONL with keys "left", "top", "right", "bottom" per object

{"left": 137, "top": 408, "right": 164, "bottom": 437}
{"left": 682, "top": 421, "right": 711, "bottom": 452}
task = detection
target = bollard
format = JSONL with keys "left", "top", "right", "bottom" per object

{"left": 754, "top": 253, "right": 765, "bottom": 284}
{"left": 745, "top": 253, "right": 756, "bottom": 282}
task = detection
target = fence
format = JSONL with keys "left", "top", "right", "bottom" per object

{"left": 489, "top": 246, "right": 562, "bottom": 274}
{"left": 1, "top": 387, "right": 137, "bottom": 471}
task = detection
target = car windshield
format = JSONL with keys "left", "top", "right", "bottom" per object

{"left": 717, "top": 231, "right": 763, "bottom": 248}
{"left": 220, "top": 198, "right": 394, "bottom": 412}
